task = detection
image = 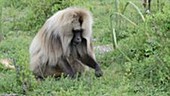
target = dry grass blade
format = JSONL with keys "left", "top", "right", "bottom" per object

{"left": 122, "top": 1, "right": 145, "bottom": 22}
{"left": 0, "top": 58, "right": 15, "bottom": 69}
{"left": 115, "top": 0, "right": 119, "bottom": 12}
{"left": 115, "top": 12, "right": 137, "bottom": 26}
{"left": 114, "top": 0, "right": 119, "bottom": 28}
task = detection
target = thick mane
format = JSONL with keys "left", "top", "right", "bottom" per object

{"left": 29, "top": 7, "right": 93, "bottom": 67}
{"left": 29, "top": 7, "right": 103, "bottom": 78}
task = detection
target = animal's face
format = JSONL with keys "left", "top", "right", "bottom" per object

{"left": 72, "top": 29, "right": 83, "bottom": 45}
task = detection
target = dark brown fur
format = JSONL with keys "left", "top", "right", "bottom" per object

{"left": 142, "top": 0, "right": 152, "bottom": 13}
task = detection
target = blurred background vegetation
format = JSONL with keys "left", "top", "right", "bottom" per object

{"left": 0, "top": 0, "right": 170, "bottom": 95}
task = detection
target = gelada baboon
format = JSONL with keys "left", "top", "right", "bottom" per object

{"left": 29, "top": 7, "right": 103, "bottom": 79}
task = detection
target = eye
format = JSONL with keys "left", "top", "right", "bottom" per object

{"left": 72, "top": 29, "right": 83, "bottom": 34}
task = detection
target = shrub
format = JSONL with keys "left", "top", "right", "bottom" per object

{"left": 111, "top": 10, "right": 170, "bottom": 92}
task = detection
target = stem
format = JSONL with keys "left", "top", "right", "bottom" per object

{"left": 115, "top": 12, "right": 137, "bottom": 26}
{"left": 112, "top": 28, "right": 118, "bottom": 48}
{"left": 122, "top": 1, "right": 145, "bottom": 22}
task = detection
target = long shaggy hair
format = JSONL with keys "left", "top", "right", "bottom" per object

{"left": 29, "top": 7, "right": 102, "bottom": 78}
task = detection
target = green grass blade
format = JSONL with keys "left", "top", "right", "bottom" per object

{"left": 0, "top": 0, "right": 3, "bottom": 34}
{"left": 112, "top": 28, "right": 118, "bottom": 48}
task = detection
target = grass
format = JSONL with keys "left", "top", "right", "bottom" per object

{"left": 0, "top": 0, "right": 170, "bottom": 95}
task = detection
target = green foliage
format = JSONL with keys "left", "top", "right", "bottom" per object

{"left": 2, "top": 0, "right": 81, "bottom": 36}
{"left": 0, "top": 0, "right": 170, "bottom": 95}
{"left": 0, "top": 36, "right": 35, "bottom": 94}
{"left": 111, "top": 7, "right": 170, "bottom": 93}
{"left": 22, "top": 0, "right": 73, "bottom": 32}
